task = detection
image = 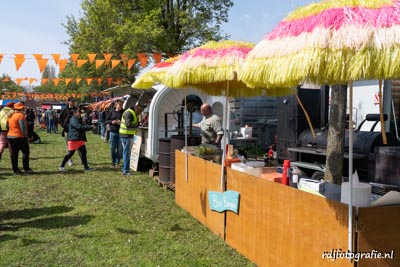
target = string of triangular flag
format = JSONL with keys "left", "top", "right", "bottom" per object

{"left": 0, "top": 52, "right": 164, "bottom": 73}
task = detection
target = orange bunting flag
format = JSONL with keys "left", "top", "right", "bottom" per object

{"left": 103, "top": 53, "right": 113, "bottom": 64}
{"left": 152, "top": 52, "right": 162, "bottom": 63}
{"left": 77, "top": 59, "right": 88, "bottom": 68}
{"left": 14, "top": 54, "right": 26, "bottom": 71}
{"left": 58, "top": 59, "right": 68, "bottom": 73}
{"left": 137, "top": 53, "right": 148, "bottom": 68}
{"left": 95, "top": 60, "right": 105, "bottom": 69}
{"left": 32, "top": 54, "right": 43, "bottom": 60}
{"left": 36, "top": 58, "right": 49, "bottom": 73}
{"left": 120, "top": 54, "right": 129, "bottom": 66}
{"left": 3, "top": 77, "right": 10, "bottom": 82}
{"left": 53, "top": 78, "right": 60, "bottom": 86}
{"left": 0, "top": 54, "right": 3, "bottom": 64}
{"left": 16, "top": 78, "right": 23, "bottom": 85}
{"left": 65, "top": 78, "right": 72, "bottom": 86}
{"left": 76, "top": 78, "right": 82, "bottom": 84}
{"left": 107, "top": 77, "right": 113, "bottom": 86}
{"left": 111, "top": 59, "right": 121, "bottom": 69}
{"left": 127, "top": 59, "right": 136, "bottom": 70}
{"left": 97, "top": 78, "right": 103, "bottom": 85}
{"left": 70, "top": 53, "right": 80, "bottom": 64}
{"left": 41, "top": 78, "right": 48, "bottom": 85}
{"left": 29, "top": 78, "right": 37, "bottom": 85}
{"left": 87, "top": 53, "right": 97, "bottom": 64}
{"left": 86, "top": 78, "right": 93, "bottom": 86}
{"left": 51, "top": 54, "right": 61, "bottom": 65}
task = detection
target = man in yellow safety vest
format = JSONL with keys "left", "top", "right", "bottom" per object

{"left": 119, "top": 104, "right": 143, "bottom": 175}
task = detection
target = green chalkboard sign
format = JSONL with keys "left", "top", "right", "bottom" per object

{"left": 208, "top": 190, "right": 240, "bottom": 213}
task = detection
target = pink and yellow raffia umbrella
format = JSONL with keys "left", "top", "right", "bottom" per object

{"left": 162, "top": 40, "right": 295, "bottom": 97}
{"left": 240, "top": 0, "right": 400, "bottom": 88}
{"left": 131, "top": 55, "right": 181, "bottom": 89}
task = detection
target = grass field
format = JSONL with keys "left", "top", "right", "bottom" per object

{"left": 0, "top": 129, "right": 254, "bottom": 267}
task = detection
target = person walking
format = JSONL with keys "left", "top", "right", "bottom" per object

{"left": 193, "top": 103, "right": 224, "bottom": 146}
{"left": 59, "top": 97, "right": 79, "bottom": 166}
{"left": 105, "top": 100, "right": 124, "bottom": 168}
{"left": 0, "top": 102, "right": 15, "bottom": 162}
{"left": 45, "top": 107, "right": 56, "bottom": 133}
{"left": 59, "top": 109, "right": 96, "bottom": 172}
{"left": 119, "top": 103, "right": 143, "bottom": 176}
{"left": 7, "top": 102, "right": 34, "bottom": 175}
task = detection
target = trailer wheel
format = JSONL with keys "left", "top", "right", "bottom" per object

{"left": 311, "top": 171, "right": 325, "bottom": 180}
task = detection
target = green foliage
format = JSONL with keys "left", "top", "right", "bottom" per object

{"left": 0, "top": 131, "right": 254, "bottom": 266}
{"left": 0, "top": 74, "right": 24, "bottom": 92}
{"left": 59, "top": 0, "right": 233, "bottom": 93}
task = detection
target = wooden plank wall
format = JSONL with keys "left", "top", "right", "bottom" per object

{"left": 175, "top": 151, "right": 224, "bottom": 238}
{"left": 357, "top": 206, "right": 400, "bottom": 267}
{"left": 225, "top": 168, "right": 353, "bottom": 267}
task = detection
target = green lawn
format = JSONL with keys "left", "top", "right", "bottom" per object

{"left": 0, "top": 129, "right": 254, "bottom": 267}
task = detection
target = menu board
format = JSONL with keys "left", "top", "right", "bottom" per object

{"left": 130, "top": 134, "right": 142, "bottom": 171}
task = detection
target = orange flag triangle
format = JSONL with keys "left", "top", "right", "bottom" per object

{"left": 3, "top": 76, "right": 10, "bottom": 82}
{"left": 87, "top": 53, "right": 97, "bottom": 64}
{"left": 120, "top": 54, "right": 129, "bottom": 66}
{"left": 53, "top": 78, "right": 60, "bottom": 86}
{"left": 0, "top": 54, "right": 3, "bottom": 64}
{"left": 97, "top": 78, "right": 103, "bottom": 85}
{"left": 65, "top": 78, "right": 73, "bottom": 86}
{"left": 51, "top": 54, "right": 61, "bottom": 65}
{"left": 127, "top": 59, "right": 136, "bottom": 70}
{"left": 16, "top": 78, "right": 23, "bottom": 85}
{"left": 137, "top": 53, "right": 148, "bottom": 68}
{"left": 95, "top": 60, "right": 105, "bottom": 69}
{"left": 36, "top": 58, "right": 49, "bottom": 73}
{"left": 152, "top": 52, "right": 162, "bottom": 63}
{"left": 107, "top": 77, "right": 113, "bottom": 86}
{"left": 77, "top": 59, "right": 88, "bottom": 68}
{"left": 14, "top": 54, "right": 26, "bottom": 71}
{"left": 86, "top": 78, "right": 93, "bottom": 86}
{"left": 70, "top": 53, "right": 80, "bottom": 64}
{"left": 103, "top": 53, "right": 113, "bottom": 64}
{"left": 41, "top": 78, "right": 48, "bottom": 84}
{"left": 29, "top": 78, "right": 37, "bottom": 85}
{"left": 32, "top": 54, "right": 43, "bottom": 60}
{"left": 58, "top": 59, "right": 68, "bottom": 73}
{"left": 111, "top": 59, "right": 121, "bottom": 69}
{"left": 76, "top": 78, "right": 82, "bottom": 84}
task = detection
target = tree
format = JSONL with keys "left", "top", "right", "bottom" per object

{"left": 325, "top": 85, "right": 347, "bottom": 184}
{"left": 61, "top": 0, "right": 233, "bottom": 90}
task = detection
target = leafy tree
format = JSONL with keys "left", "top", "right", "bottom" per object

{"left": 0, "top": 74, "right": 24, "bottom": 92}
{"left": 61, "top": 0, "right": 233, "bottom": 91}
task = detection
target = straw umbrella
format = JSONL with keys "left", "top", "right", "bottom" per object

{"left": 131, "top": 55, "right": 181, "bottom": 89}
{"left": 239, "top": 0, "right": 400, "bottom": 252}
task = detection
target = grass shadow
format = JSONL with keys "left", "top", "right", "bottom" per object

{"left": 0, "top": 206, "right": 74, "bottom": 221}
{"left": 116, "top": 227, "right": 139, "bottom": 235}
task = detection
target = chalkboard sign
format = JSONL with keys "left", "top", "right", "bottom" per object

{"left": 130, "top": 134, "right": 142, "bottom": 171}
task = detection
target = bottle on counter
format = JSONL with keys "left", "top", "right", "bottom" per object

{"left": 291, "top": 167, "right": 301, "bottom": 188}
{"left": 281, "top": 160, "right": 290, "bottom": 186}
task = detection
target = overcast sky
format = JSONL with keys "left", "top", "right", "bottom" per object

{"left": 0, "top": 0, "right": 314, "bottom": 86}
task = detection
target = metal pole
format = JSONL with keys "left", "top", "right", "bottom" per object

{"left": 348, "top": 81, "right": 353, "bottom": 253}
{"left": 220, "top": 82, "right": 229, "bottom": 191}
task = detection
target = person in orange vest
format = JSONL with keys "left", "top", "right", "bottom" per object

{"left": 6, "top": 102, "right": 34, "bottom": 175}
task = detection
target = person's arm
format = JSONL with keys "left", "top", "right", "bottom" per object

{"left": 212, "top": 116, "right": 224, "bottom": 145}
{"left": 123, "top": 111, "right": 136, "bottom": 128}
{"left": 18, "top": 118, "right": 28, "bottom": 137}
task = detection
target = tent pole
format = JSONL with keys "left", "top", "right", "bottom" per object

{"left": 348, "top": 81, "right": 353, "bottom": 253}
{"left": 220, "top": 82, "right": 229, "bottom": 191}
{"left": 184, "top": 88, "right": 188, "bottom": 182}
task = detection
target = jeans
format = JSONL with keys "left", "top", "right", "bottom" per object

{"left": 120, "top": 136, "right": 133, "bottom": 174}
{"left": 99, "top": 122, "right": 105, "bottom": 138}
{"left": 109, "top": 131, "right": 122, "bottom": 164}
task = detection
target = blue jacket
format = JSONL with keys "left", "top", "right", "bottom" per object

{"left": 67, "top": 116, "right": 93, "bottom": 141}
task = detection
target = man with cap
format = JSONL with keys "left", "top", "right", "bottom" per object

{"left": 119, "top": 103, "right": 143, "bottom": 175}
{"left": 7, "top": 102, "right": 34, "bottom": 174}
{"left": 0, "top": 102, "right": 15, "bottom": 162}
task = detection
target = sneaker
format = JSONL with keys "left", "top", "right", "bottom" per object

{"left": 68, "top": 159, "right": 73, "bottom": 166}
{"left": 111, "top": 163, "right": 116, "bottom": 169}
{"left": 59, "top": 166, "right": 67, "bottom": 172}
{"left": 122, "top": 172, "right": 131, "bottom": 176}
{"left": 14, "top": 170, "right": 23, "bottom": 175}
{"left": 84, "top": 167, "right": 96, "bottom": 172}
{"left": 24, "top": 169, "right": 35, "bottom": 174}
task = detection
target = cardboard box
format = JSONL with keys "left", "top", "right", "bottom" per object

{"left": 298, "top": 178, "right": 325, "bottom": 192}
